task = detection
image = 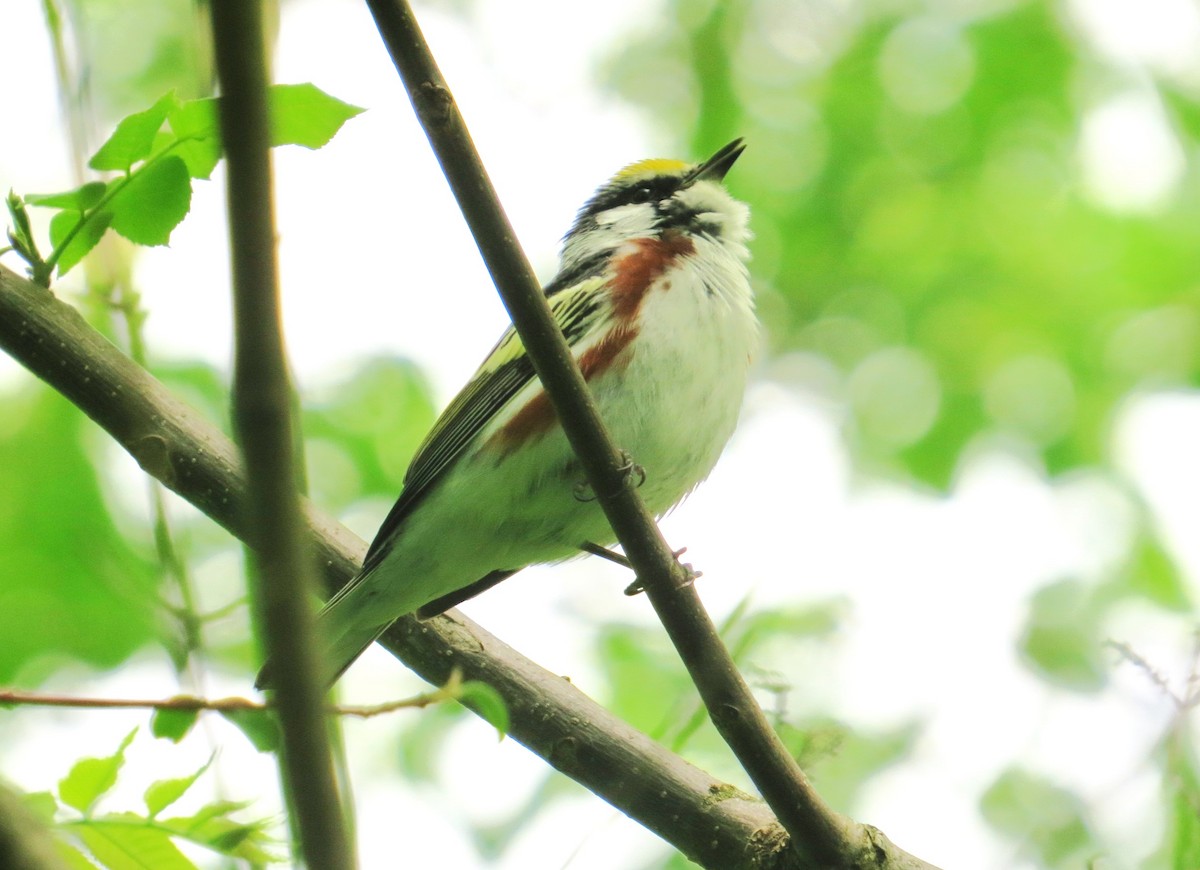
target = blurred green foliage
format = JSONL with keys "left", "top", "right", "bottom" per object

{"left": 1151, "top": 730, "right": 1200, "bottom": 869}
{"left": 0, "top": 386, "right": 158, "bottom": 683}
{"left": 303, "top": 357, "right": 438, "bottom": 511}
{"left": 980, "top": 767, "right": 1097, "bottom": 866}
{"left": 3, "top": 1, "right": 1200, "bottom": 868}
{"left": 612, "top": 0, "right": 1200, "bottom": 486}
{"left": 0, "top": 350, "right": 434, "bottom": 685}
{"left": 51, "top": 0, "right": 215, "bottom": 121}
{"left": 28, "top": 727, "right": 280, "bottom": 868}
{"left": 607, "top": 2, "right": 1200, "bottom": 865}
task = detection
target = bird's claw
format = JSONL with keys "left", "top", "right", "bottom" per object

{"left": 616, "top": 450, "right": 646, "bottom": 489}
{"left": 572, "top": 451, "right": 645, "bottom": 502}
{"left": 623, "top": 547, "right": 700, "bottom": 596}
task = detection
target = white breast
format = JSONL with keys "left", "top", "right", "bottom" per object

{"left": 594, "top": 232, "right": 758, "bottom": 514}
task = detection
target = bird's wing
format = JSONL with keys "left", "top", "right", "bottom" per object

{"left": 358, "top": 274, "right": 610, "bottom": 575}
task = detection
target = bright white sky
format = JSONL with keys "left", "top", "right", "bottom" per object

{"left": 3, "top": 1, "right": 1200, "bottom": 868}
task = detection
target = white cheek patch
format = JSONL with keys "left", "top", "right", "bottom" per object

{"left": 674, "top": 182, "right": 751, "bottom": 244}
{"left": 595, "top": 203, "right": 656, "bottom": 235}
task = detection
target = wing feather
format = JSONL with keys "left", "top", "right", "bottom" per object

{"left": 359, "top": 275, "right": 610, "bottom": 573}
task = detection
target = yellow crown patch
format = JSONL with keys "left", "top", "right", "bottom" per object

{"left": 612, "top": 157, "right": 689, "bottom": 182}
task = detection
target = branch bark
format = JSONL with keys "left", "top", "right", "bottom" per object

{"left": 211, "top": 4, "right": 352, "bottom": 867}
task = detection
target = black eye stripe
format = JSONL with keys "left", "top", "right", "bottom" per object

{"left": 581, "top": 175, "right": 677, "bottom": 217}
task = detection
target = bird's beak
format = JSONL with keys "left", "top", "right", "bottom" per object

{"left": 690, "top": 138, "right": 746, "bottom": 184}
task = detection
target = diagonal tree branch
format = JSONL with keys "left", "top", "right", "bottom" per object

{"left": 0, "top": 260, "right": 799, "bottom": 868}
{"left": 359, "top": 2, "right": 927, "bottom": 867}
{"left": 207, "top": 2, "right": 351, "bottom": 867}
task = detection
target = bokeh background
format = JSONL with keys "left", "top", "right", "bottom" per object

{"left": 2, "top": 0, "right": 1199, "bottom": 867}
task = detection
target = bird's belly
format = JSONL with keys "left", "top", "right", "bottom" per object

{"left": 603, "top": 268, "right": 757, "bottom": 511}
{"left": 496, "top": 272, "right": 754, "bottom": 541}
{"left": 375, "top": 271, "right": 756, "bottom": 609}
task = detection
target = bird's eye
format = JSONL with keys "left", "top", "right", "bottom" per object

{"left": 630, "top": 184, "right": 654, "bottom": 203}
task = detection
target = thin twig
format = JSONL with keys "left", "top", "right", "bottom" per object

{"left": 0, "top": 686, "right": 459, "bottom": 719}
{"left": 208, "top": 3, "right": 350, "bottom": 868}
{"left": 1109, "top": 639, "right": 1183, "bottom": 708}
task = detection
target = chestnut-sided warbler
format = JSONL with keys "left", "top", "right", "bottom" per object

{"left": 260, "top": 139, "right": 756, "bottom": 688}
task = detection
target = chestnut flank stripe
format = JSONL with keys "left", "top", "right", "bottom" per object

{"left": 485, "top": 324, "right": 640, "bottom": 456}
{"left": 610, "top": 230, "right": 695, "bottom": 319}
{"left": 484, "top": 231, "right": 693, "bottom": 456}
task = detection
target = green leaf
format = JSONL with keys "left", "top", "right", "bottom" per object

{"left": 1161, "top": 82, "right": 1200, "bottom": 142}
{"left": 166, "top": 98, "right": 218, "bottom": 143}
{"left": 596, "top": 623, "right": 690, "bottom": 737}
{"left": 166, "top": 100, "right": 222, "bottom": 179}
{"left": 1167, "top": 784, "right": 1200, "bottom": 870}
{"left": 150, "top": 707, "right": 200, "bottom": 744}
{"left": 0, "top": 389, "right": 159, "bottom": 681}
{"left": 57, "top": 843, "right": 102, "bottom": 870}
{"left": 107, "top": 156, "right": 191, "bottom": 246}
{"left": 166, "top": 83, "right": 362, "bottom": 179}
{"left": 0, "top": 388, "right": 159, "bottom": 681}
{"left": 1018, "top": 580, "right": 1106, "bottom": 691}
{"left": 779, "top": 719, "right": 919, "bottom": 812}
{"left": 160, "top": 803, "right": 278, "bottom": 863}
{"left": 159, "top": 800, "right": 252, "bottom": 835}
{"left": 1124, "top": 536, "right": 1192, "bottom": 612}
{"left": 218, "top": 708, "right": 280, "bottom": 752}
{"left": 6, "top": 190, "right": 43, "bottom": 271}
{"left": 981, "top": 767, "right": 1095, "bottom": 866}
{"left": 58, "top": 729, "right": 137, "bottom": 814}
{"left": 89, "top": 92, "right": 180, "bottom": 172}
{"left": 26, "top": 182, "right": 108, "bottom": 211}
{"left": 49, "top": 209, "right": 114, "bottom": 278}
{"left": 394, "top": 703, "right": 464, "bottom": 781}
{"left": 1149, "top": 737, "right": 1200, "bottom": 869}
{"left": 723, "top": 598, "right": 845, "bottom": 662}
{"left": 23, "top": 790, "right": 59, "bottom": 822}
{"left": 144, "top": 756, "right": 212, "bottom": 817}
{"left": 75, "top": 817, "right": 195, "bottom": 870}
{"left": 458, "top": 680, "right": 509, "bottom": 739}
{"left": 268, "top": 83, "right": 364, "bottom": 149}
{"left": 207, "top": 824, "right": 260, "bottom": 854}
{"left": 302, "top": 357, "right": 437, "bottom": 506}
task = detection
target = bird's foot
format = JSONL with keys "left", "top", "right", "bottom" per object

{"left": 616, "top": 450, "right": 647, "bottom": 489}
{"left": 621, "top": 547, "right": 701, "bottom": 596}
{"left": 572, "top": 450, "right": 645, "bottom": 502}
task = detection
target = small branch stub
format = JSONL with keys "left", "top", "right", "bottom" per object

{"left": 415, "top": 81, "right": 453, "bottom": 126}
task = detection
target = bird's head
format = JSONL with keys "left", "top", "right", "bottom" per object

{"left": 559, "top": 139, "right": 750, "bottom": 273}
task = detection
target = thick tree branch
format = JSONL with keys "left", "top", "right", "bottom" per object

{"left": 209, "top": 3, "right": 351, "bottom": 867}
{"left": 360, "top": 2, "right": 921, "bottom": 867}
{"left": 0, "top": 261, "right": 812, "bottom": 868}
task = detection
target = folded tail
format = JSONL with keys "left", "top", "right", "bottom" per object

{"left": 254, "top": 567, "right": 521, "bottom": 690}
